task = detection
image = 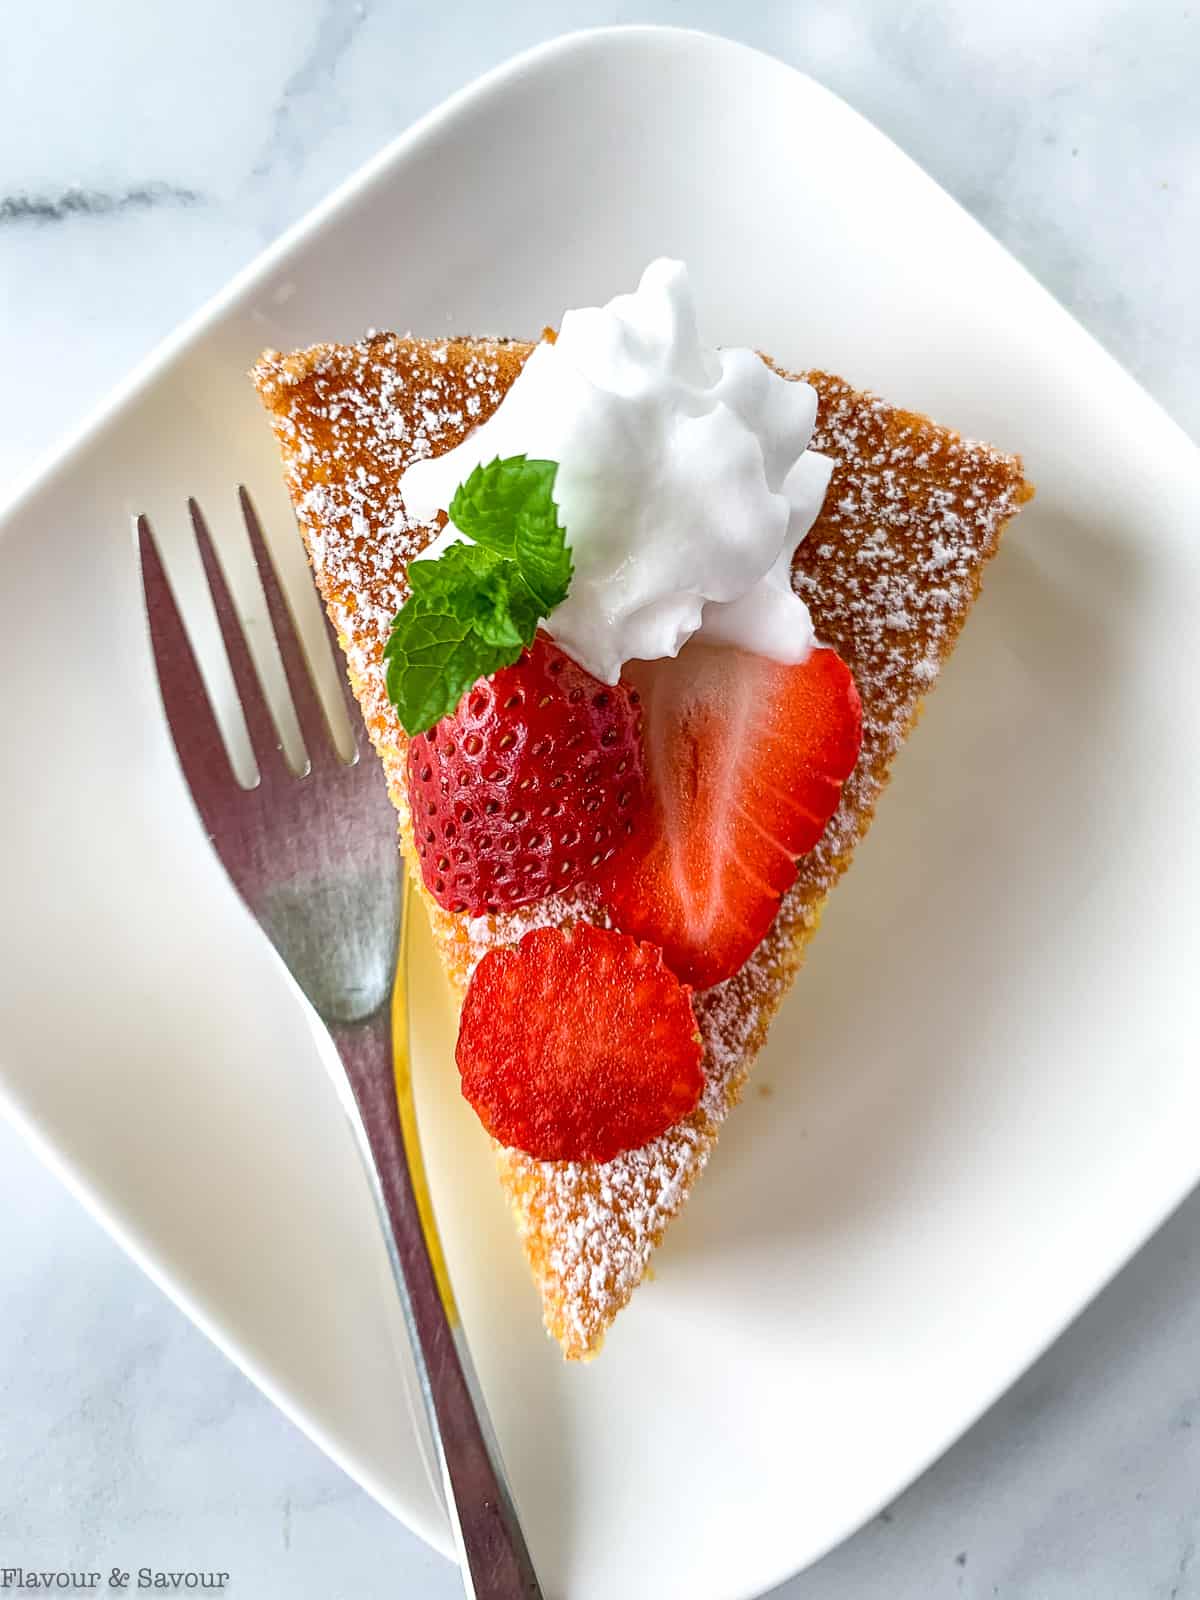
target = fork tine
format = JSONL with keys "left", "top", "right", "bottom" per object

{"left": 190, "top": 499, "right": 302, "bottom": 782}
{"left": 310, "top": 588, "right": 364, "bottom": 760}
{"left": 239, "top": 486, "right": 352, "bottom": 771}
{"left": 316, "top": 599, "right": 366, "bottom": 763}
{"left": 136, "top": 513, "right": 240, "bottom": 801}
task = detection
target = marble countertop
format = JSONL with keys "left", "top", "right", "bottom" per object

{"left": 1, "top": 2, "right": 1196, "bottom": 1596}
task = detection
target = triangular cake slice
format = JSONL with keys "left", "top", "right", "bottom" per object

{"left": 252, "top": 333, "right": 1031, "bottom": 1359}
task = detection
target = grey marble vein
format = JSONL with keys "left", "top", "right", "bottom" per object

{"left": 248, "top": 0, "right": 374, "bottom": 184}
{"left": 0, "top": 183, "right": 203, "bottom": 226}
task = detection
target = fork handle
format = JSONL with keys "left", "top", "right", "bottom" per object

{"left": 331, "top": 1010, "right": 543, "bottom": 1600}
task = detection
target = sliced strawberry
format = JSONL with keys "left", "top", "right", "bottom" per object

{"left": 594, "top": 643, "right": 862, "bottom": 990}
{"left": 456, "top": 924, "right": 703, "bottom": 1162}
{"left": 406, "top": 635, "right": 645, "bottom": 916}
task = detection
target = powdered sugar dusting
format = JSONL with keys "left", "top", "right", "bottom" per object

{"left": 256, "top": 335, "right": 519, "bottom": 652}
{"left": 253, "top": 338, "right": 1030, "bottom": 1359}
{"left": 464, "top": 884, "right": 609, "bottom": 978}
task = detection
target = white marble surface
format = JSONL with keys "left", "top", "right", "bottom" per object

{"left": 1, "top": 2, "right": 1196, "bottom": 1596}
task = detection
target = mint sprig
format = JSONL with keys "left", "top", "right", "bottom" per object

{"left": 384, "top": 456, "right": 572, "bottom": 735}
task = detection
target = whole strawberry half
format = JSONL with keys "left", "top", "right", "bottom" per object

{"left": 595, "top": 642, "right": 862, "bottom": 990}
{"left": 406, "top": 635, "right": 645, "bottom": 916}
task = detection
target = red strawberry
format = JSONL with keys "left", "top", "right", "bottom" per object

{"left": 456, "top": 924, "right": 704, "bottom": 1162}
{"left": 595, "top": 643, "right": 862, "bottom": 990}
{"left": 406, "top": 635, "right": 645, "bottom": 916}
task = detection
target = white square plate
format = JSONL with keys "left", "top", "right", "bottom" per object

{"left": 2, "top": 26, "right": 1198, "bottom": 1600}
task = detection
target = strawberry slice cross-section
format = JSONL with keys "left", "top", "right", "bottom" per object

{"left": 457, "top": 923, "right": 704, "bottom": 1163}
{"left": 596, "top": 642, "right": 862, "bottom": 990}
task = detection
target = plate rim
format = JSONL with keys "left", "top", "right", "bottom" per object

{"left": 0, "top": 27, "right": 783, "bottom": 529}
{"left": 3, "top": 21, "right": 1194, "bottom": 546}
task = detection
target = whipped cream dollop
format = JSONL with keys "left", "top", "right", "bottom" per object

{"left": 400, "top": 259, "right": 832, "bottom": 685}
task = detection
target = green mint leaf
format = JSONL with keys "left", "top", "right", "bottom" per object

{"left": 384, "top": 579, "right": 523, "bottom": 737}
{"left": 384, "top": 460, "right": 571, "bottom": 735}
{"left": 385, "top": 611, "right": 510, "bottom": 738}
{"left": 448, "top": 456, "right": 572, "bottom": 612}
{"left": 405, "top": 541, "right": 539, "bottom": 650}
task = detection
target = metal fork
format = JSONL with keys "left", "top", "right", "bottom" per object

{"left": 136, "top": 492, "right": 542, "bottom": 1600}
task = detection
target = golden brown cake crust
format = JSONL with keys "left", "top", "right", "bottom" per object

{"left": 252, "top": 333, "right": 1032, "bottom": 1359}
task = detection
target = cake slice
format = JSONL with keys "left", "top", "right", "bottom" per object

{"left": 252, "top": 330, "right": 1032, "bottom": 1359}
